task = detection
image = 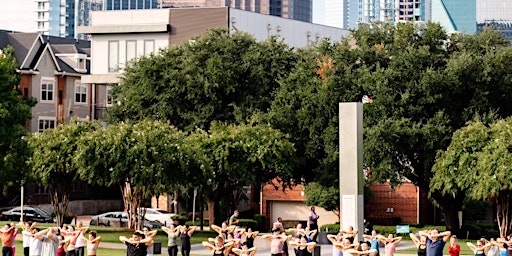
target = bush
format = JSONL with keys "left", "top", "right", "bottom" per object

{"left": 254, "top": 214, "right": 266, "bottom": 232}
{"left": 185, "top": 219, "right": 209, "bottom": 226}
{"left": 319, "top": 223, "right": 340, "bottom": 232}
{"left": 462, "top": 222, "right": 499, "bottom": 239}
{"left": 238, "top": 219, "right": 259, "bottom": 230}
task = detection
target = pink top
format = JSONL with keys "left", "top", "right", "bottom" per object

{"left": 270, "top": 237, "right": 284, "bottom": 254}
{"left": 385, "top": 242, "right": 396, "bottom": 256}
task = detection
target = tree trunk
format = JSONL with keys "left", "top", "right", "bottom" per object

{"left": 495, "top": 191, "right": 511, "bottom": 238}
{"left": 121, "top": 181, "right": 144, "bottom": 229}
{"left": 49, "top": 182, "right": 71, "bottom": 227}
{"left": 207, "top": 199, "right": 216, "bottom": 227}
{"left": 432, "top": 191, "right": 465, "bottom": 234}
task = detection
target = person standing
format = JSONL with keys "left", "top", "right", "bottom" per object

{"left": 35, "top": 228, "right": 60, "bottom": 256}
{"left": 0, "top": 224, "right": 16, "bottom": 256}
{"left": 20, "top": 222, "right": 36, "bottom": 256}
{"left": 409, "top": 232, "right": 427, "bottom": 256}
{"left": 308, "top": 207, "right": 319, "bottom": 232}
{"left": 262, "top": 228, "right": 291, "bottom": 256}
{"left": 119, "top": 231, "right": 151, "bottom": 256}
{"left": 179, "top": 225, "right": 197, "bottom": 256}
{"left": 419, "top": 229, "right": 451, "bottom": 256}
{"left": 448, "top": 235, "right": 461, "bottom": 256}
{"left": 74, "top": 222, "right": 88, "bottom": 256}
{"left": 229, "top": 211, "right": 240, "bottom": 226}
{"left": 80, "top": 231, "right": 101, "bottom": 256}
{"left": 162, "top": 224, "right": 180, "bottom": 256}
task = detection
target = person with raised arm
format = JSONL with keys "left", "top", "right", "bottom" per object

{"left": 80, "top": 231, "right": 101, "bottom": 256}
{"left": 289, "top": 235, "right": 317, "bottom": 256}
{"left": 242, "top": 228, "right": 258, "bottom": 249}
{"left": 34, "top": 227, "right": 60, "bottom": 256}
{"left": 347, "top": 241, "right": 377, "bottom": 256}
{"left": 179, "top": 225, "right": 197, "bottom": 256}
{"left": 119, "top": 231, "right": 152, "bottom": 256}
{"left": 419, "top": 228, "right": 451, "bottom": 256}
{"left": 232, "top": 241, "right": 257, "bottom": 256}
{"left": 137, "top": 227, "right": 157, "bottom": 256}
{"left": 19, "top": 222, "right": 37, "bottom": 256}
{"left": 333, "top": 237, "right": 359, "bottom": 256}
{"left": 342, "top": 226, "right": 359, "bottom": 244}
{"left": 261, "top": 228, "right": 291, "bottom": 256}
{"left": 467, "top": 238, "right": 492, "bottom": 256}
{"left": 202, "top": 235, "right": 235, "bottom": 256}
{"left": 410, "top": 232, "right": 427, "bottom": 256}
{"left": 0, "top": 224, "right": 16, "bottom": 256}
{"left": 162, "top": 224, "right": 180, "bottom": 256}
{"left": 378, "top": 234, "right": 402, "bottom": 256}
{"left": 363, "top": 230, "right": 384, "bottom": 256}
{"left": 448, "top": 235, "right": 461, "bottom": 256}
{"left": 211, "top": 222, "right": 236, "bottom": 240}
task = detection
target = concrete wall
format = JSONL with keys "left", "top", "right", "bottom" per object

{"left": 39, "top": 200, "right": 124, "bottom": 216}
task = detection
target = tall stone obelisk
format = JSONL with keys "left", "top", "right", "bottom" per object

{"left": 339, "top": 102, "right": 364, "bottom": 242}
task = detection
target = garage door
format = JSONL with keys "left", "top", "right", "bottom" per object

{"left": 269, "top": 201, "right": 338, "bottom": 230}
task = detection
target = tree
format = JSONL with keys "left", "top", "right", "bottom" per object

{"left": 0, "top": 46, "right": 36, "bottom": 195}
{"left": 185, "top": 121, "right": 297, "bottom": 225}
{"left": 303, "top": 182, "right": 340, "bottom": 218}
{"left": 107, "top": 28, "right": 298, "bottom": 131}
{"left": 27, "top": 119, "right": 101, "bottom": 226}
{"left": 106, "top": 28, "right": 298, "bottom": 223}
{"left": 431, "top": 116, "right": 512, "bottom": 237}
{"left": 76, "top": 120, "right": 187, "bottom": 229}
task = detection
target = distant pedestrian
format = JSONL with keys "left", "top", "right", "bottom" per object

{"left": 308, "top": 207, "right": 319, "bottom": 231}
{"left": 229, "top": 210, "right": 240, "bottom": 226}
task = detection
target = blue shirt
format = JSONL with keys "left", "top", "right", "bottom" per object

{"left": 426, "top": 237, "right": 446, "bottom": 256}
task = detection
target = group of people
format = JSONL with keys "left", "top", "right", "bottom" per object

{"left": 0, "top": 221, "right": 100, "bottom": 256}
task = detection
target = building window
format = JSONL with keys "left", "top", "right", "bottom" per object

{"left": 108, "top": 41, "right": 119, "bottom": 72}
{"left": 126, "top": 40, "right": 137, "bottom": 63}
{"left": 75, "top": 81, "right": 87, "bottom": 103}
{"left": 106, "top": 86, "right": 113, "bottom": 107}
{"left": 41, "top": 78, "right": 54, "bottom": 102}
{"left": 144, "top": 40, "right": 154, "bottom": 55}
{"left": 38, "top": 118, "right": 56, "bottom": 132}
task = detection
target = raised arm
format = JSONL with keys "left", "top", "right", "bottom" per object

{"left": 327, "top": 234, "right": 339, "bottom": 244}
{"left": 466, "top": 242, "right": 477, "bottom": 253}
{"left": 211, "top": 224, "right": 222, "bottom": 234}
{"left": 409, "top": 233, "right": 420, "bottom": 246}
{"left": 439, "top": 231, "right": 452, "bottom": 242}
{"left": 187, "top": 226, "right": 198, "bottom": 236}
{"left": 261, "top": 234, "right": 273, "bottom": 241}
{"left": 393, "top": 236, "right": 402, "bottom": 245}
{"left": 202, "top": 241, "right": 217, "bottom": 251}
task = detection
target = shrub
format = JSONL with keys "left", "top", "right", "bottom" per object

{"left": 238, "top": 219, "right": 259, "bottom": 230}
{"left": 254, "top": 214, "right": 266, "bottom": 232}
{"left": 185, "top": 219, "right": 209, "bottom": 226}
{"left": 319, "top": 223, "right": 340, "bottom": 233}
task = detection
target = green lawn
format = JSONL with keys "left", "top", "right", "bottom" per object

{"left": 396, "top": 241, "right": 475, "bottom": 256}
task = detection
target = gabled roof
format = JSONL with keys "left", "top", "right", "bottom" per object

{"left": 0, "top": 31, "right": 90, "bottom": 75}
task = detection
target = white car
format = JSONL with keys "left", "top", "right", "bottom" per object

{"left": 138, "top": 208, "right": 176, "bottom": 227}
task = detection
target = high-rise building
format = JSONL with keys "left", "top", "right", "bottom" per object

{"left": 476, "top": 0, "right": 512, "bottom": 41}
{"left": 0, "top": 0, "right": 102, "bottom": 38}
{"left": 103, "top": 0, "right": 158, "bottom": 10}
{"left": 314, "top": 0, "right": 429, "bottom": 29}
{"left": 431, "top": 0, "right": 476, "bottom": 34}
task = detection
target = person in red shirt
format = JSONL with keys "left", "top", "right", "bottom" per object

{"left": 0, "top": 224, "right": 16, "bottom": 256}
{"left": 448, "top": 235, "right": 461, "bottom": 256}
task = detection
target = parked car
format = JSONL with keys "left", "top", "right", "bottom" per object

{"left": 89, "top": 211, "right": 162, "bottom": 228}
{"left": 0, "top": 206, "right": 55, "bottom": 223}
{"left": 138, "top": 208, "right": 176, "bottom": 227}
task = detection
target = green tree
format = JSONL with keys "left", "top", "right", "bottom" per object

{"left": 303, "top": 182, "right": 340, "bottom": 218}
{"left": 431, "top": 116, "right": 512, "bottom": 237}
{"left": 0, "top": 46, "right": 36, "bottom": 196}
{"left": 76, "top": 120, "right": 187, "bottom": 229}
{"left": 107, "top": 29, "right": 297, "bottom": 131}
{"left": 27, "top": 119, "right": 101, "bottom": 226}
{"left": 185, "top": 121, "right": 297, "bottom": 225}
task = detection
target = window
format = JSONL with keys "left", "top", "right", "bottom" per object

{"left": 106, "top": 86, "right": 113, "bottom": 106}
{"left": 38, "top": 118, "right": 56, "bottom": 132}
{"left": 144, "top": 40, "right": 154, "bottom": 55}
{"left": 74, "top": 81, "right": 87, "bottom": 103}
{"left": 41, "top": 78, "right": 54, "bottom": 102}
{"left": 108, "top": 41, "right": 119, "bottom": 72}
{"left": 126, "top": 41, "right": 137, "bottom": 62}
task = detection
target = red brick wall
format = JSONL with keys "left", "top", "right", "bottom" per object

{"left": 260, "top": 180, "right": 438, "bottom": 226}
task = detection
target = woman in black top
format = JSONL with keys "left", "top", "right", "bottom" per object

{"left": 179, "top": 225, "right": 197, "bottom": 256}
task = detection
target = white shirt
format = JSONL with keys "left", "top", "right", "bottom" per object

{"left": 29, "top": 236, "right": 42, "bottom": 256}
{"left": 22, "top": 230, "right": 31, "bottom": 247}
{"left": 75, "top": 232, "right": 85, "bottom": 247}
